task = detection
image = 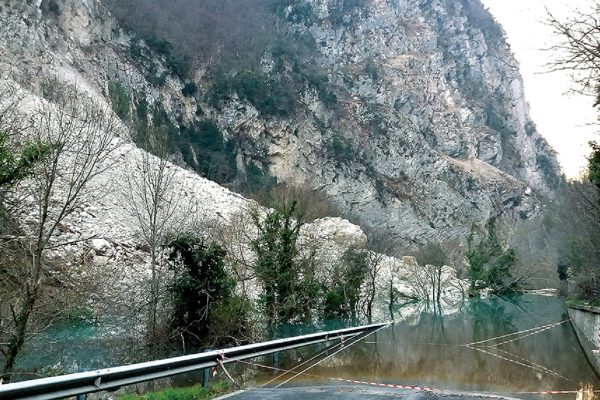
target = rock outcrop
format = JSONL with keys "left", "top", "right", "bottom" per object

{"left": 0, "top": 0, "right": 561, "bottom": 250}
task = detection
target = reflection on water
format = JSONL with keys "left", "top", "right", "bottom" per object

{"left": 16, "top": 294, "right": 600, "bottom": 397}
{"left": 250, "top": 295, "right": 599, "bottom": 397}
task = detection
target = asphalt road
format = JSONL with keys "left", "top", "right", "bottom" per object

{"left": 215, "top": 385, "right": 520, "bottom": 400}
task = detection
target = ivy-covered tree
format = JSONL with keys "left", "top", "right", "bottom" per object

{"left": 250, "top": 200, "right": 312, "bottom": 328}
{"left": 323, "top": 247, "right": 370, "bottom": 324}
{"left": 165, "top": 235, "right": 239, "bottom": 347}
{"left": 466, "top": 225, "right": 518, "bottom": 297}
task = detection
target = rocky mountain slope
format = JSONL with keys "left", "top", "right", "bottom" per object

{"left": 0, "top": 0, "right": 561, "bottom": 250}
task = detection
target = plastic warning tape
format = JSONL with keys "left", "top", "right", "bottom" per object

{"left": 235, "top": 358, "right": 437, "bottom": 391}
{"left": 235, "top": 358, "right": 596, "bottom": 396}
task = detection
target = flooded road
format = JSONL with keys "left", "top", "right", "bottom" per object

{"left": 248, "top": 295, "right": 599, "bottom": 398}
{"left": 17, "top": 294, "right": 600, "bottom": 398}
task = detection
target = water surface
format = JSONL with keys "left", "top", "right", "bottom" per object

{"left": 249, "top": 295, "right": 599, "bottom": 398}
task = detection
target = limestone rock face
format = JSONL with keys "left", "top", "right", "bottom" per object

{"left": 209, "top": 0, "right": 561, "bottom": 246}
{"left": 0, "top": 0, "right": 561, "bottom": 252}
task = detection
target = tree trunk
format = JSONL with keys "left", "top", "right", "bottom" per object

{"left": 1, "top": 288, "right": 37, "bottom": 382}
{"left": 388, "top": 279, "right": 395, "bottom": 320}
{"left": 148, "top": 248, "right": 158, "bottom": 340}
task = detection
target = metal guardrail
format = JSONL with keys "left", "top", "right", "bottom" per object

{"left": 0, "top": 322, "right": 390, "bottom": 400}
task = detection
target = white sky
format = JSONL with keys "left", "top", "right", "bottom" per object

{"left": 481, "top": 0, "right": 598, "bottom": 178}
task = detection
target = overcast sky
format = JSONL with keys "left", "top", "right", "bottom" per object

{"left": 480, "top": 0, "right": 598, "bottom": 178}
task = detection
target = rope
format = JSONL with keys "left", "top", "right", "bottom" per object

{"left": 217, "top": 352, "right": 242, "bottom": 389}
{"left": 487, "top": 321, "right": 569, "bottom": 347}
{"left": 274, "top": 323, "right": 391, "bottom": 387}
{"left": 364, "top": 341, "right": 459, "bottom": 346}
{"left": 234, "top": 358, "right": 436, "bottom": 391}
{"left": 466, "top": 345, "right": 572, "bottom": 383}
{"left": 463, "top": 319, "right": 570, "bottom": 347}
{"left": 260, "top": 332, "right": 361, "bottom": 387}
{"left": 493, "top": 347, "right": 574, "bottom": 383}
{"left": 236, "top": 355, "right": 590, "bottom": 396}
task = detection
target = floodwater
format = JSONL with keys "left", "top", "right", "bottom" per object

{"left": 15, "top": 294, "right": 600, "bottom": 399}
{"left": 245, "top": 295, "right": 600, "bottom": 398}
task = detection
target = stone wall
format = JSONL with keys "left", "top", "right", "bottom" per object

{"left": 568, "top": 306, "right": 600, "bottom": 377}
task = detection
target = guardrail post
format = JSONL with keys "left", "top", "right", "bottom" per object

{"left": 272, "top": 351, "right": 280, "bottom": 375}
{"left": 0, "top": 322, "right": 389, "bottom": 400}
{"left": 202, "top": 367, "right": 210, "bottom": 388}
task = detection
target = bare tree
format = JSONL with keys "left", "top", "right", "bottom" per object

{"left": 215, "top": 209, "right": 257, "bottom": 297}
{"left": 413, "top": 243, "right": 448, "bottom": 304}
{"left": 404, "top": 256, "right": 432, "bottom": 302}
{"left": 546, "top": 3, "right": 600, "bottom": 96}
{"left": 123, "top": 127, "right": 181, "bottom": 340}
{"left": 0, "top": 80, "right": 124, "bottom": 381}
{"left": 360, "top": 250, "right": 385, "bottom": 323}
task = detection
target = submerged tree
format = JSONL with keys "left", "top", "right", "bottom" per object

{"left": 466, "top": 225, "right": 518, "bottom": 297}
{"left": 323, "top": 247, "right": 370, "bottom": 324}
{"left": 165, "top": 235, "right": 248, "bottom": 347}
{"left": 414, "top": 243, "right": 448, "bottom": 304}
{"left": 250, "top": 199, "right": 317, "bottom": 328}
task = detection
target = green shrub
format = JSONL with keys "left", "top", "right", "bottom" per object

{"left": 182, "top": 82, "right": 198, "bottom": 97}
{"left": 142, "top": 33, "right": 191, "bottom": 79}
{"left": 108, "top": 81, "right": 130, "bottom": 120}
{"left": 209, "top": 295, "right": 254, "bottom": 347}
{"left": 323, "top": 247, "right": 370, "bottom": 323}
{"left": 589, "top": 142, "right": 600, "bottom": 190}
{"left": 327, "top": 134, "right": 355, "bottom": 161}
{"left": 269, "top": 39, "right": 336, "bottom": 107}
{"left": 466, "top": 225, "right": 519, "bottom": 296}
{"left": 208, "top": 70, "right": 296, "bottom": 117}
{"left": 179, "top": 121, "right": 238, "bottom": 183}
{"left": 135, "top": 97, "right": 149, "bottom": 127}
{"left": 46, "top": 0, "right": 61, "bottom": 15}
{"left": 130, "top": 40, "right": 144, "bottom": 60}
{"left": 144, "top": 33, "right": 173, "bottom": 56}
{"left": 364, "top": 60, "right": 379, "bottom": 81}
{"left": 245, "top": 162, "right": 276, "bottom": 193}
{"left": 0, "top": 131, "right": 50, "bottom": 188}
{"left": 250, "top": 200, "right": 316, "bottom": 327}
{"left": 195, "top": 121, "right": 223, "bottom": 152}
{"left": 328, "top": 0, "right": 368, "bottom": 26}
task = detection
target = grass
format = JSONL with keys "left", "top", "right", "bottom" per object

{"left": 566, "top": 298, "right": 600, "bottom": 308}
{"left": 118, "top": 381, "right": 229, "bottom": 400}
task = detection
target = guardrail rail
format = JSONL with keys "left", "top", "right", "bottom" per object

{"left": 0, "top": 322, "right": 390, "bottom": 400}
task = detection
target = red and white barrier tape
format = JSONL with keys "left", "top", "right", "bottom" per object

{"left": 274, "top": 323, "right": 390, "bottom": 387}
{"left": 213, "top": 319, "right": 584, "bottom": 396}
{"left": 260, "top": 332, "right": 361, "bottom": 388}
{"left": 236, "top": 357, "right": 591, "bottom": 396}
{"left": 463, "top": 319, "right": 571, "bottom": 347}
{"left": 235, "top": 358, "right": 438, "bottom": 391}
{"left": 490, "top": 321, "right": 569, "bottom": 347}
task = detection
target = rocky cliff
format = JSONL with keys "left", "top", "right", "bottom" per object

{"left": 0, "top": 0, "right": 561, "bottom": 248}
